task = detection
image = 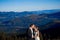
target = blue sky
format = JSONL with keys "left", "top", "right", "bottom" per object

{"left": 0, "top": 0, "right": 60, "bottom": 12}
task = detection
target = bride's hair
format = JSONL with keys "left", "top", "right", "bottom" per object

{"left": 35, "top": 26, "right": 40, "bottom": 31}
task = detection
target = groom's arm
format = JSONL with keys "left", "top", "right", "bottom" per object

{"left": 27, "top": 29, "right": 32, "bottom": 38}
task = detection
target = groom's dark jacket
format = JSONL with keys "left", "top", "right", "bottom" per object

{"left": 27, "top": 28, "right": 34, "bottom": 40}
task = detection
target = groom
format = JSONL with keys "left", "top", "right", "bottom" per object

{"left": 27, "top": 24, "right": 35, "bottom": 40}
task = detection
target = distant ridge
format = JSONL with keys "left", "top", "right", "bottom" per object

{"left": 0, "top": 9, "right": 60, "bottom": 13}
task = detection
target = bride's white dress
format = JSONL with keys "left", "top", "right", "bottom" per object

{"left": 35, "top": 31, "right": 40, "bottom": 40}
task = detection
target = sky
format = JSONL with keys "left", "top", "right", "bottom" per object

{"left": 0, "top": 0, "right": 60, "bottom": 12}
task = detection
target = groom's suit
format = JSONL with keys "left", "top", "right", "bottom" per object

{"left": 27, "top": 28, "right": 35, "bottom": 40}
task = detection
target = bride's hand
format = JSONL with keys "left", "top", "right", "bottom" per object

{"left": 32, "top": 36, "right": 35, "bottom": 38}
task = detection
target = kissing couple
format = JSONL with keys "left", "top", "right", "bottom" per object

{"left": 27, "top": 24, "right": 40, "bottom": 40}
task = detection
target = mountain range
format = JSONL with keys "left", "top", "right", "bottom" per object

{"left": 0, "top": 9, "right": 60, "bottom": 33}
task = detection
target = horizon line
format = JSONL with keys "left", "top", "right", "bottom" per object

{"left": 0, "top": 9, "right": 60, "bottom": 12}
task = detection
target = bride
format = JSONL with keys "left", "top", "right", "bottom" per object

{"left": 34, "top": 27, "right": 40, "bottom": 40}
